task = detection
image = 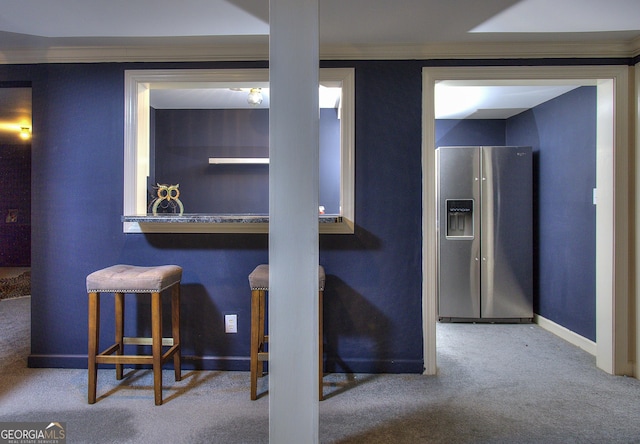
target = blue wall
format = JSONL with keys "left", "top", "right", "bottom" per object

{"left": 507, "top": 87, "right": 597, "bottom": 340}
{"left": 434, "top": 86, "right": 597, "bottom": 341}
{"left": 0, "top": 59, "right": 598, "bottom": 371}
{"left": 154, "top": 107, "right": 267, "bottom": 214}
{"left": 436, "top": 119, "right": 506, "bottom": 146}
{"left": 320, "top": 61, "right": 423, "bottom": 371}
{"left": 319, "top": 108, "right": 341, "bottom": 215}
{"left": 0, "top": 143, "right": 31, "bottom": 266}
{"left": 153, "top": 107, "right": 341, "bottom": 215}
{"left": 0, "top": 60, "right": 424, "bottom": 372}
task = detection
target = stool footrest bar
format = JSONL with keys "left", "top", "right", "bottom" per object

{"left": 124, "top": 337, "right": 175, "bottom": 346}
{"left": 96, "top": 355, "right": 154, "bottom": 365}
{"left": 96, "top": 345, "right": 180, "bottom": 365}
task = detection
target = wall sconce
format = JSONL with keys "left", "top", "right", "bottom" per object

{"left": 247, "top": 88, "right": 263, "bottom": 106}
{"left": 19, "top": 127, "right": 31, "bottom": 140}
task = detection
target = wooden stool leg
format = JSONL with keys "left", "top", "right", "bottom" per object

{"left": 115, "top": 292, "right": 124, "bottom": 380}
{"left": 319, "top": 290, "right": 324, "bottom": 401}
{"left": 258, "top": 290, "right": 266, "bottom": 363}
{"left": 88, "top": 292, "right": 100, "bottom": 404}
{"left": 171, "top": 284, "right": 181, "bottom": 382}
{"left": 151, "top": 291, "right": 163, "bottom": 406}
{"left": 250, "top": 289, "right": 261, "bottom": 400}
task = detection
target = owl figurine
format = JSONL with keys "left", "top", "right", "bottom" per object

{"left": 149, "top": 183, "right": 184, "bottom": 216}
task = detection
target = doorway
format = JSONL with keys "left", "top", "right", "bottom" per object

{"left": 0, "top": 86, "right": 31, "bottom": 269}
{"left": 422, "top": 66, "right": 631, "bottom": 376}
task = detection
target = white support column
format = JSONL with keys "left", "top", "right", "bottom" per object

{"left": 269, "top": 0, "right": 320, "bottom": 442}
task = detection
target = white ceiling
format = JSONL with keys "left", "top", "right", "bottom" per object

{"left": 0, "top": 0, "right": 638, "bottom": 141}
{"left": 149, "top": 85, "right": 342, "bottom": 110}
{"left": 435, "top": 82, "right": 586, "bottom": 119}
{"left": 0, "top": 0, "right": 638, "bottom": 46}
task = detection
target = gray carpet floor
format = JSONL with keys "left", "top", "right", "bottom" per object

{"left": 2, "top": 296, "right": 640, "bottom": 443}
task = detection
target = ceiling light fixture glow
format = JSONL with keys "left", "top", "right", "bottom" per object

{"left": 19, "top": 127, "right": 31, "bottom": 140}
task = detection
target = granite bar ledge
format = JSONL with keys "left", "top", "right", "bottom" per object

{"left": 121, "top": 214, "right": 351, "bottom": 234}
{"left": 122, "top": 214, "right": 342, "bottom": 224}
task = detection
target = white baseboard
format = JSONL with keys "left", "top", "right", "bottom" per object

{"left": 534, "top": 314, "right": 597, "bottom": 356}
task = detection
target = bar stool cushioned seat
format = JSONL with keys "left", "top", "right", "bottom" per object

{"left": 86, "top": 264, "right": 183, "bottom": 406}
{"left": 248, "top": 264, "right": 325, "bottom": 400}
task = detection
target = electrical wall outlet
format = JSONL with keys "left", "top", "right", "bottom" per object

{"left": 225, "top": 314, "right": 238, "bottom": 333}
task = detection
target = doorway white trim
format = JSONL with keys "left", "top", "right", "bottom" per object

{"left": 635, "top": 61, "right": 640, "bottom": 378}
{"left": 422, "top": 65, "right": 631, "bottom": 376}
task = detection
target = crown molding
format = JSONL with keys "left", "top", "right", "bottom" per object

{"left": 631, "top": 35, "right": 640, "bottom": 58}
{"left": 321, "top": 39, "right": 640, "bottom": 60}
{"left": 0, "top": 42, "right": 270, "bottom": 64}
{"left": 0, "top": 38, "right": 638, "bottom": 64}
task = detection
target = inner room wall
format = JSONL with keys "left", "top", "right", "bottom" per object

{"left": 0, "top": 143, "right": 31, "bottom": 266}
{"left": 152, "top": 108, "right": 341, "bottom": 215}
{"left": 507, "top": 86, "right": 597, "bottom": 341}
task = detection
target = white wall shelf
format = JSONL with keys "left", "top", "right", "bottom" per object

{"left": 208, "top": 157, "right": 269, "bottom": 165}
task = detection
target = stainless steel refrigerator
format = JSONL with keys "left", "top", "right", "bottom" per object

{"left": 436, "top": 146, "right": 533, "bottom": 322}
